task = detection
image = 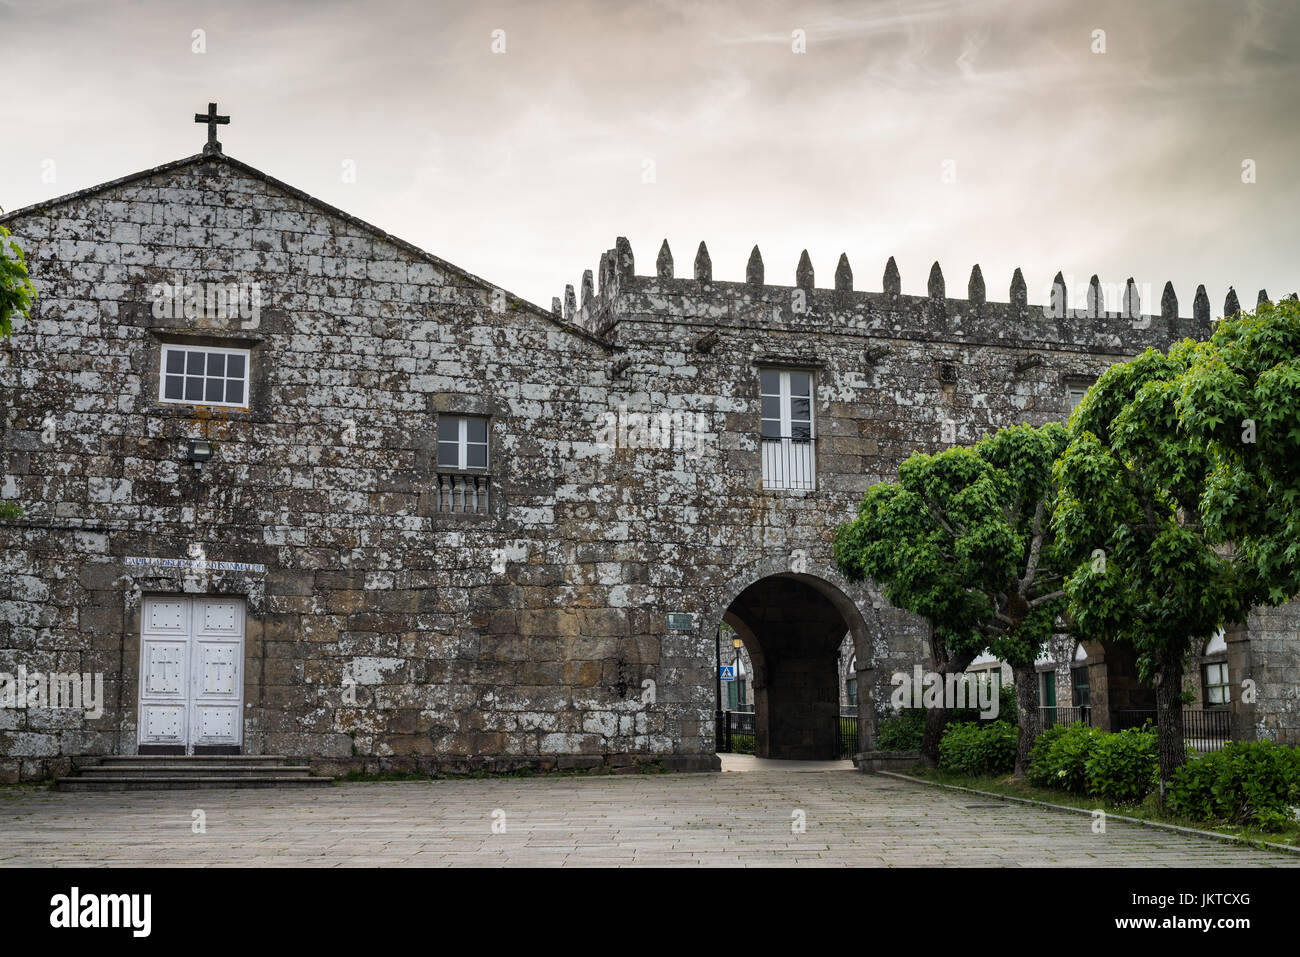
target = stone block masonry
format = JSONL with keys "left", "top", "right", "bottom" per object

{"left": 0, "top": 147, "right": 1295, "bottom": 780}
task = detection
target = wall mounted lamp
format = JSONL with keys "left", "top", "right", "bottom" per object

{"left": 187, "top": 439, "right": 214, "bottom": 470}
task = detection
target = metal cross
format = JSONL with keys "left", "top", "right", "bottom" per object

{"left": 194, "top": 102, "right": 230, "bottom": 154}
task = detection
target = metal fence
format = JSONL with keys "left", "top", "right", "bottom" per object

{"left": 760, "top": 437, "right": 816, "bottom": 490}
{"left": 715, "top": 711, "right": 858, "bottom": 758}
{"left": 716, "top": 710, "right": 757, "bottom": 755}
{"left": 838, "top": 715, "right": 858, "bottom": 757}
{"left": 1039, "top": 706, "right": 1091, "bottom": 728}
{"left": 1116, "top": 708, "right": 1231, "bottom": 752}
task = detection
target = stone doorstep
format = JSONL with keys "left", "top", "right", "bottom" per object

{"left": 55, "top": 776, "right": 333, "bottom": 791}
{"left": 54, "top": 753, "right": 328, "bottom": 791}
{"left": 874, "top": 769, "right": 1300, "bottom": 858}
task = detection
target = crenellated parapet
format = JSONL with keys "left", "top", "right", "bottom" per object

{"left": 560, "top": 238, "right": 1277, "bottom": 354}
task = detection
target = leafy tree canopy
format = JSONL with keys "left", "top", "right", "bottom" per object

{"left": 1, "top": 224, "right": 37, "bottom": 521}
{"left": 833, "top": 421, "right": 1069, "bottom": 667}
{"left": 1052, "top": 343, "right": 1257, "bottom": 681}
{"left": 1176, "top": 296, "right": 1300, "bottom": 605}
{"left": 0, "top": 225, "right": 36, "bottom": 340}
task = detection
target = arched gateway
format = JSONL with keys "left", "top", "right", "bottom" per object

{"left": 719, "top": 573, "right": 872, "bottom": 760}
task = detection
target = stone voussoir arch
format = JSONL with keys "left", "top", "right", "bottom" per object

{"left": 698, "top": 556, "right": 903, "bottom": 758}
{"left": 700, "top": 555, "right": 888, "bottom": 671}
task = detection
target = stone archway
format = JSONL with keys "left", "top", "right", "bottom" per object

{"left": 721, "top": 573, "right": 870, "bottom": 760}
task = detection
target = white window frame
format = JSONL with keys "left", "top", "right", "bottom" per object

{"left": 159, "top": 343, "right": 251, "bottom": 410}
{"left": 1204, "top": 661, "right": 1230, "bottom": 706}
{"left": 1066, "top": 381, "right": 1093, "bottom": 416}
{"left": 437, "top": 415, "right": 490, "bottom": 471}
{"left": 760, "top": 369, "right": 816, "bottom": 490}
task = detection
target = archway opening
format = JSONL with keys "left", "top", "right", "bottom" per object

{"left": 720, "top": 573, "right": 862, "bottom": 760}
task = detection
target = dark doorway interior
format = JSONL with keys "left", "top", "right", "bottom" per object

{"left": 722, "top": 574, "right": 854, "bottom": 760}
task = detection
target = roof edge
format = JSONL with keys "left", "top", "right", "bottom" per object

{"left": 1, "top": 151, "right": 610, "bottom": 350}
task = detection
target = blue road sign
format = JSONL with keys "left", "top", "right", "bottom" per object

{"left": 719, "top": 665, "right": 735, "bottom": 681}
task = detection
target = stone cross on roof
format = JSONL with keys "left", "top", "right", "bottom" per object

{"left": 194, "top": 102, "right": 230, "bottom": 155}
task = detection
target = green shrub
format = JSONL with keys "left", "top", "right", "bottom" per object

{"left": 876, "top": 708, "right": 925, "bottom": 751}
{"left": 1026, "top": 723, "right": 1102, "bottom": 792}
{"left": 1084, "top": 727, "right": 1158, "bottom": 803}
{"left": 1166, "top": 741, "right": 1300, "bottom": 830}
{"left": 999, "top": 684, "right": 1018, "bottom": 727}
{"left": 1026, "top": 722, "right": 1069, "bottom": 767}
{"left": 938, "top": 720, "right": 1018, "bottom": 776}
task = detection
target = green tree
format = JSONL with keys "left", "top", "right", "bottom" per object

{"left": 1176, "top": 296, "right": 1300, "bottom": 603}
{"left": 1, "top": 224, "right": 38, "bottom": 520}
{"left": 1052, "top": 343, "right": 1257, "bottom": 789}
{"left": 0, "top": 225, "right": 36, "bottom": 340}
{"left": 833, "top": 423, "right": 1069, "bottom": 772}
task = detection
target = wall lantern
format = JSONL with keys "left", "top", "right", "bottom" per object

{"left": 187, "top": 439, "right": 214, "bottom": 470}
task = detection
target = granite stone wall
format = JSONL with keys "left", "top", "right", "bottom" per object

{"left": 3, "top": 148, "right": 1286, "bottom": 783}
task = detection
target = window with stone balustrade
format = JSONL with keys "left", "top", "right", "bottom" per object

{"left": 435, "top": 414, "right": 490, "bottom": 514}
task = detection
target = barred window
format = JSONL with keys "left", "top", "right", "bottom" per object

{"left": 760, "top": 369, "right": 815, "bottom": 490}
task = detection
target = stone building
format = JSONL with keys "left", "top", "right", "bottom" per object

{"left": 0, "top": 115, "right": 1295, "bottom": 781}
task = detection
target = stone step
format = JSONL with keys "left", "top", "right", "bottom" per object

{"left": 76, "top": 765, "right": 316, "bottom": 776}
{"left": 55, "top": 775, "right": 333, "bottom": 791}
{"left": 97, "top": 754, "right": 297, "bottom": 763}
{"left": 56, "top": 754, "right": 328, "bottom": 790}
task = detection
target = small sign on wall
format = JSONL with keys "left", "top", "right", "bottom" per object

{"left": 124, "top": 556, "right": 267, "bottom": 573}
{"left": 666, "top": 612, "right": 694, "bottom": 631}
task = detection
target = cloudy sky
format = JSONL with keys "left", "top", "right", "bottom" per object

{"left": 2, "top": 0, "right": 1296, "bottom": 312}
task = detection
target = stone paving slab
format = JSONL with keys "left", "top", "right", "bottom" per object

{"left": 0, "top": 762, "right": 1295, "bottom": 867}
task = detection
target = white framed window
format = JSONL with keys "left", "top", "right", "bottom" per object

{"left": 1205, "top": 627, "right": 1227, "bottom": 656}
{"left": 760, "top": 369, "right": 815, "bottom": 490}
{"left": 1066, "top": 381, "right": 1093, "bottom": 417}
{"left": 1204, "top": 662, "right": 1230, "bottom": 707}
{"left": 437, "top": 415, "right": 489, "bottom": 470}
{"left": 159, "top": 344, "right": 250, "bottom": 408}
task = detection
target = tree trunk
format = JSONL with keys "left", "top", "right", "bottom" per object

{"left": 920, "top": 705, "right": 949, "bottom": 766}
{"left": 1153, "top": 645, "right": 1187, "bottom": 805}
{"left": 1011, "top": 662, "right": 1040, "bottom": 779}
{"left": 918, "top": 634, "right": 977, "bottom": 765}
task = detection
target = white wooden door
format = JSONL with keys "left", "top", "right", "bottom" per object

{"left": 139, "top": 596, "right": 245, "bottom": 752}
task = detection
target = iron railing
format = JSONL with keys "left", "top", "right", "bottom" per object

{"left": 761, "top": 436, "right": 816, "bottom": 490}
{"left": 1039, "top": 705, "right": 1091, "bottom": 728}
{"left": 717, "top": 710, "right": 757, "bottom": 755}
{"left": 716, "top": 711, "right": 858, "bottom": 757}
{"left": 839, "top": 715, "right": 858, "bottom": 757}
{"left": 1116, "top": 708, "right": 1231, "bottom": 752}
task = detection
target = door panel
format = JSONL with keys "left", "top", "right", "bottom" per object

{"left": 192, "top": 598, "right": 244, "bottom": 748}
{"left": 138, "top": 596, "right": 245, "bottom": 753}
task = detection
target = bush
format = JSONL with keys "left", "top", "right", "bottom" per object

{"left": 938, "top": 720, "right": 1018, "bottom": 776}
{"left": 945, "top": 680, "right": 1013, "bottom": 726}
{"left": 1166, "top": 741, "right": 1300, "bottom": 830}
{"left": 1084, "top": 727, "right": 1158, "bottom": 803}
{"left": 999, "top": 684, "right": 1018, "bottom": 727}
{"left": 1025, "top": 723, "right": 1102, "bottom": 792}
{"left": 876, "top": 708, "right": 925, "bottom": 751}
{"left": 1025, "top": 722, "right": 1071, "bottom": 782}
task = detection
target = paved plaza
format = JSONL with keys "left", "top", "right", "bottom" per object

{"left": 0, "top": 757, "right": 1294, "bottom": 867}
